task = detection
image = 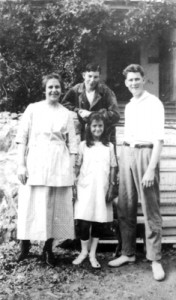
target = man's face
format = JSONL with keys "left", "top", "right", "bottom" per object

{"left": 83, "top": 71, "right": 100, "bottom": 91}
{"left": 125, "top": 72, "right": 145, "bottom": 98}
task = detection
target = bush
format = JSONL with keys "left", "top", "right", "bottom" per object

{"left": 0, "top": 0, "right": 113, "bottom": 111}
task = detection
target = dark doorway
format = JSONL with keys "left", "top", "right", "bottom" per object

{"left": 159, "top": 35, "right": 173, "bottom": 103}
{"left": 106, "top": 41, "right": 140, "bottom": 102}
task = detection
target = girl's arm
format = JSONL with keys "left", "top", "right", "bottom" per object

{"left": 75, "top": 166, "right": 81, "bottom": 184}
{"left": 109, "top": 166, "right": 116, "bottom": 186}
{"left": 75, "top": 153, "right": 82, "bottom": 180}
{"left": 106, "top": 166, "right": 116, "bottom": 203}
{"left": 75, "top": 164, "right": 81, "bottom": 179}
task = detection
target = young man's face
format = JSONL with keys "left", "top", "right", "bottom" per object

{"left": 125, "top": 72, "right": 145, "bottom": 98}
{"left": 83, "top": 71, "right": 100, "bottom": 91}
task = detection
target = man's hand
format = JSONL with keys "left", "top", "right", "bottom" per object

{"left": 78, "top": 109, "right": 91, "bottom": 120}
{"left": 142, "top": 167, "right": 155, "bottom": 188}
{"left": 17, "top": 165, "right": 28, "bottom": 185}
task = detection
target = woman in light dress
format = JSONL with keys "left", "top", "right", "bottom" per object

{"left": 72, "top": 112, "right": 117, "bottom": 268}
{"left": 16, "top": 73, "right": 77, "bottom": 267}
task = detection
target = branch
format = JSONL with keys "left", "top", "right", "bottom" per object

{"left": 1, "top": 83, "right": 8, "bottom": 99}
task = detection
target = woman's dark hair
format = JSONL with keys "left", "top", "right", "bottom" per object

{"left": 42, "top": 73, "right": 62, "bottom": 89}
{"left": 85, "top": 112, "right": 109, "bottom": 147}
{"left": 123, "top": 64, "right": 144, "bottom": 78}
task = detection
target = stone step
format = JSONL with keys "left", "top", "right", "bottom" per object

{"left": 137, "top": 216, "right": 176, "bottom": 228}
{"left": 118, "top": 103, "right": 176, "bottom": 123}
{"left": 137, "top": 202, "right": 176, "bottom": 215}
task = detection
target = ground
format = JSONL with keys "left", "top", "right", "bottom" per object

{"left": 0, "top": 241, "right": 176, "bottom": 300}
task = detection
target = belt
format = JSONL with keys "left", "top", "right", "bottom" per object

{"left": 123, "top": 142, "right": 153, "bottom": 149}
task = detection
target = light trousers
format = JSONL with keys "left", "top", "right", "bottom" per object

{"left": 118, "top": 145, "right": 162, "bottom": 261}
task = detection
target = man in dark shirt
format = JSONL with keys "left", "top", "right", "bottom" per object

{"left": 61, "top": 63, "right": 120, "bottom": 141}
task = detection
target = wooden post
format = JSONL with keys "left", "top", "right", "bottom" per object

{"left": 170, "top": 29, "right": 176, "bottom": 103}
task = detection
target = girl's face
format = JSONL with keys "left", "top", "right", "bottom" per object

{"left": 90, "top": 119, "right": 104, "bottom": 140}
{"left": 45, "top": 78, "right": 62, "bottom": 104}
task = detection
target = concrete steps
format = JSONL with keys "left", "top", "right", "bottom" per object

{"left": 118, "top": 102, "right": 176, "bottom": 124}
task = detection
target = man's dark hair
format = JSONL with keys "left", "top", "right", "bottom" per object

{"left": 85, "top": 63, "right": 101, "bottom": 73}
{"left": 85, "top": 112, "right": 109, "bottom": 147}
{"left": 123, "top": 64, "right": 145, "bottom": 78}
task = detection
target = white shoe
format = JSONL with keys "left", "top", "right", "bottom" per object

{"left": 108, "top": 255, "right": 136, "bottom": 267}
{"left": 152, "top": 261, "right": 165, "bottom": 281}
{"left": 89, "top": 255, "right": 101, "bottom": 269}
{"left": 72, "top": 252, "right": 88, "bottom": 265}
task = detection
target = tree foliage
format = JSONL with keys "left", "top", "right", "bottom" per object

{"left": 115, "top": 0, "right": 176, "bottom": 42}
{"left": 0, "top": 0, "right": 176, "bottom": 111}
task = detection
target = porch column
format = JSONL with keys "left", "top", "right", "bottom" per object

{"left": 170, "top": 29, "right": 176, "bottom": 103}
{"left": 140, "top": 37, "right": 159, "bottom": 98}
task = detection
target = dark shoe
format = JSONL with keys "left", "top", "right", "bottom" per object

{"left": 42, "top": 250, "right": 56, "bottom": 268}
{"left": 17, "top": 240, "right": 30, "bottom": 262}
{"left": 42, "top": 238, "right": 56, "bottom": 267}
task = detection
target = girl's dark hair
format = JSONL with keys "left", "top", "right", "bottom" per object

{"left": 85, "top": 112, "right": 109, "bottom": 147}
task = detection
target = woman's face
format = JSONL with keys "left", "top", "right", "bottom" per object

{"left": 45, "top": 78, "right": 62, "bottom": 103}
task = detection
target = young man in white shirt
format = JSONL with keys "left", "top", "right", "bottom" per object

{"left": 108, "top": 64, "right": 165, "bottom": 281}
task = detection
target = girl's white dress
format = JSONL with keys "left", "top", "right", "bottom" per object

{"left": 16, "top": 101, "right": 77, "bottom": 241}
{"left": 74, "top": 141, "right": 117, "bottom": 223}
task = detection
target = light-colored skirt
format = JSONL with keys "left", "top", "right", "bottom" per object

{"left": 17, "top": 185, "right": 75, "bottom": 241}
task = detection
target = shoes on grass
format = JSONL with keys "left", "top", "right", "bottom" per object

{"left": 72, "top": 252, "right": 88, "bottom": 265}
{"left": 89, "top": 255, "right": 101, "bottom": 269}
{"left": 108, "top": 255, "right": 136, "bottom": 267}
{"left": 152, "top": 261, "right": 165, "bottom": 281}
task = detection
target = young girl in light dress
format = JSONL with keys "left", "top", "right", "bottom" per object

{"left": 73, "top": 112, "right": 117, "bottom": 268}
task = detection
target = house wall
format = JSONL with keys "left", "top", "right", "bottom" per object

{"left": 94, "top": 48, "right": 107, "bottom": 82}
{"left": 97, "top": 38, "right": 160, "bottom": 99}
{"left": 140, "top": 38, "right": 159, "bottom": 98}
{"left": 95, "top": 32, "right": 176, "bottom": 106}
